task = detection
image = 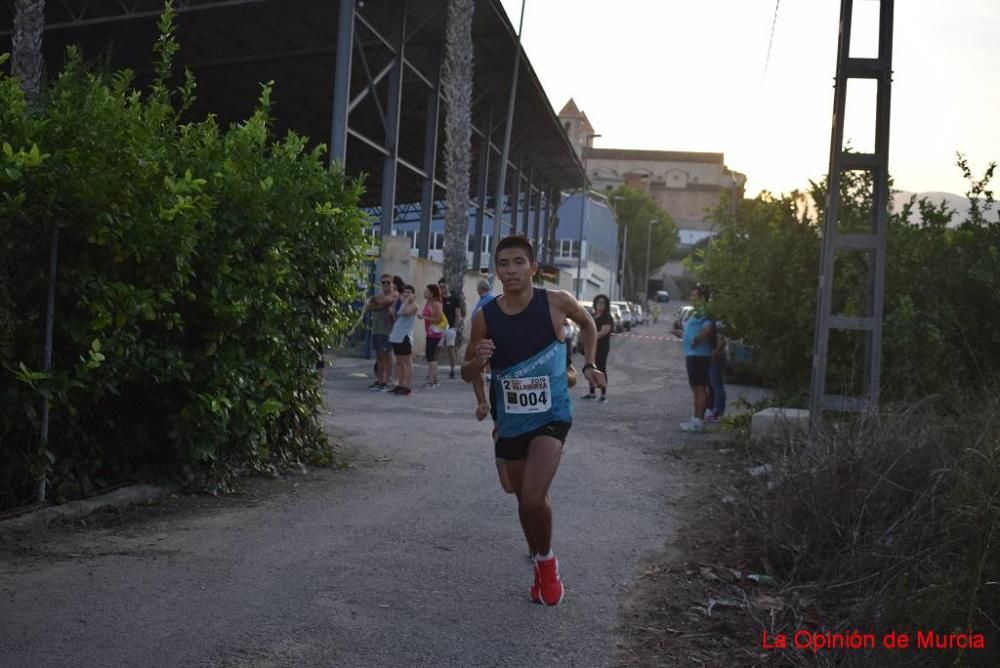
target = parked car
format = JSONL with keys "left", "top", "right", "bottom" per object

{"left": 656, "top": 290, "right": 671, "bottom": 303}
{"left": 563, "top": 317, "right": 581, "bottom": 354}
{"left": 612, "top": 301, "right": 633, "bottom": 331}
{"left": 725, "top": 338, "right": 761, "bottom": 385}
{"left": 609, "top": 303, "right": 624, "bottom": 332}
{"left": 671, "top": 305, "right": 694, "bottom": 336}
{"left": 631, "top": 303, "right": 645, "bottom": 325}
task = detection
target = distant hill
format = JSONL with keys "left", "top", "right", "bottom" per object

{"left": 891, "top": 191, "right": 988, "bottom": 225}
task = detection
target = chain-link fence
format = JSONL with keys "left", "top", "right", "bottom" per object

{"left": 1, "top": 222, "right": 158, "bottom": 513}
{"left": 330, "top": 259, "right": 377, "bottom": 360}
{"left": 0, "top": 219, "right": 51, "bottom": 511}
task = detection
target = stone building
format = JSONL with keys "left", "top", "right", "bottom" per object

{"left": 558, "top": 100, "right": 746, "bottom": 247}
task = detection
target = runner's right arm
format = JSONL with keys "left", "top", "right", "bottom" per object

{"left": 462, "top": 308, "right": 493, "bottom": 402}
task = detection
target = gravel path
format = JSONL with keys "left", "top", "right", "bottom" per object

{"left": 0, "top": 314, "right": 762, "bottom": 667}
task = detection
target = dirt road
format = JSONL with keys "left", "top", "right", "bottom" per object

{"left": 0, "top": 314, "right": 760, "bottom": 667}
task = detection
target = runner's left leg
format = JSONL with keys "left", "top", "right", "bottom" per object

{"left": 517, "top": 436, "right": 565, "bottom": 605}
{"left": 513, "top": 436, "right": 562, "bottom": 556}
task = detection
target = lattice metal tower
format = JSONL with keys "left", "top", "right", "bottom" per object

{"left": 810, "top": 0, "right": 895, "bottom": 423}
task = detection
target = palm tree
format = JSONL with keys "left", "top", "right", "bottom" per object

{"left": 440, "top": 0, "right": 475, "bottom": 301}
{"left": 12, "top": 0, "right": 46, "bottom": 102}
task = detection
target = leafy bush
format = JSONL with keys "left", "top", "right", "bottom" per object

{"left": 692, "top": 162, "right": 1000, "bottom": 401}
{"left": 0, "top": 9, "right": 368, "bottom": 506}
{"left": 687, "top": 190, "right": 820, "bottom": 397}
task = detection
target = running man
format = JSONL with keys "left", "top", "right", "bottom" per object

{"left": 462, "top": 234, "right": 605, "bottom": 606}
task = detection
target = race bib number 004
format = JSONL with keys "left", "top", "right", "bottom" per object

{"left": 502, "top": 375, "right": 551, "bottom": 414}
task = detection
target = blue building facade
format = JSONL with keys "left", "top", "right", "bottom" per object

{"left": 554, "top": 192, "right": 620, "bottom": 301}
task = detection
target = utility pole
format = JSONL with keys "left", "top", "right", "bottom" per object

{"left": 487, "top": 0, "right": 526, "bottom": 286}
{"left": 643, "top": 219, "right": 659, "bottom": 306}
{"left": 574, "top": 133, "right": 600, "bottom": 299}
{"left": 619, "top": 224, "right": 628, "bottom": 299}
{"left": 575, "top": 182, "right": 586, "bottom": 299}
{"left": 809, "top": 0, "right": 894, "bottom": 425}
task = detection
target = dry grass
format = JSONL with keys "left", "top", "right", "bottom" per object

{"left": 732, "top": 395, "right": 1000, "bottom": 666}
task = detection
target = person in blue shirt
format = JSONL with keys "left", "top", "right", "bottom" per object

{"left": 471, "top": 279, "right": 495, "bottom": 317}
{"left": 680, "top": 284, "right": 715, "bottom": 432}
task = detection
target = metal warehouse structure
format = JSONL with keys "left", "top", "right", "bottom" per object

{"left": 0, "top": 0, "right": 584, "bottom": 268}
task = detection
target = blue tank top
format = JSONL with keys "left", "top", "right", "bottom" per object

{"left": 482, "top": 288, "right": 572, "bottom": 437}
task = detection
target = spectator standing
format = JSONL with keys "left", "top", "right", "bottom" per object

{"left": 705, "top": 318, "right": 727, "bottom": 422}
{"left": 680, "top": 285, "right": 715, "bottom": 432}
{"left": 438, "top": 279, "right": 465, "bottom": 379}
{"left": 387, "top": 275, "right": 406, "bottom": 385}
{"left": 581, "top": 294, "right": 614, "bottom": 402}
{"left": 417, "top": 284, "right": 445, "bottom": 388}
{"left": 471, "top": 279, "right": 494, "bottom": 317}
{"left": 388, "top": 284, "right": 418, "bottom": 396}
{"left": 366, "top": 273, "right": 397, "bottom": 391}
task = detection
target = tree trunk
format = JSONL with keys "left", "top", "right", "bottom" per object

{"left": 12, "top": 0, "right": 46, "bottom": 103}
{"left": 440, "top": 0, "right": 475, "bottom": 300}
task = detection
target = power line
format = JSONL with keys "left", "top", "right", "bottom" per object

{"left": 762, "top": 0, "right": 781, "bottom": 83}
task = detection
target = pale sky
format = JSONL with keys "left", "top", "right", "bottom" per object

{"left": 498, "top": 0, "right": 1000, "bottom": 198}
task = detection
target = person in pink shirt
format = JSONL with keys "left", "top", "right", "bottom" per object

{"left": 417, "top": 284, "right": 444, "bottom": 388}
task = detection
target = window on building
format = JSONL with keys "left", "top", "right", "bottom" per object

{"left": 432, "top": 232, "right": 444, "bottom": 250}
{"left": 556, "top": 239, "right": 580, "bottom": 259}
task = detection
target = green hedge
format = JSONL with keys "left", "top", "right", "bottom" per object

{"left": 691, "top": 168, "right": 1000, "bottom": 401}
{"left": 0, "top": 15, "right": 368, "bottom": 505}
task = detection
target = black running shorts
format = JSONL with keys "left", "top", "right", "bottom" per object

{"left": 425, "top": 336, "right": 441, "bottom": 362}
{"left": 686, "top": 355, "right": 711, "bottom": 387}
{"left": 391, "top": 337, "right": 412, "bottom": 356}
{"left": 494, "top": 420, "right": 572, "bottom": 461}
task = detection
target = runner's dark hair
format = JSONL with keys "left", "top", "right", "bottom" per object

{"left": 426, "top": 284, "right": 442, "bottom": 301}
{"left": 404, "top": 284, "right": 416, "bottom": 293}
{"left": 495, "top": 234, "right": 535, "bottom": 263}
{"left": 392, "top": 275, "right": 405, "bottom": 292}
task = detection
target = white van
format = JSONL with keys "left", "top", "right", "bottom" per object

{"left": 612, "top": 301, "right": 633, "bottom": 331}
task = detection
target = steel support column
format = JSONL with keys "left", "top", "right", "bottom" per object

{"left": 522, "top": 162, "right": 534, "bottom": 237}
{"left": 330, "top": 0, "right": 355, "bottom": 164}
{"left": 378, "top": 3, "right": 407, "bottom": 238}
{"left": 418, "top": 58, "right": 442, "bottom": 259}
{"left": 542, "top": 187, "right": 558, "bottom": 266}
{"left": 531, "top": 180, "right": 543, "bottom": 251}
{"left": 510, "top": 149, "right": 523, "bottom": 235}
{"left": 472, "top": 109, "right": 494, "bottom": 271}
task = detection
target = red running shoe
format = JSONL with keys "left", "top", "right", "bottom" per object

{"left": 530, "top": 562, "right": 542, "bottom": 604}
{"left": 535, "top": 556, "right": 564, "bottom": 606}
